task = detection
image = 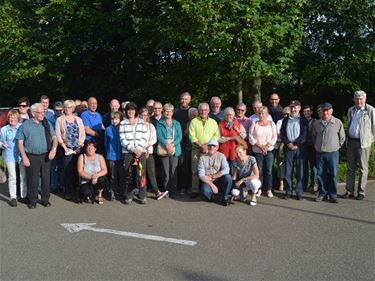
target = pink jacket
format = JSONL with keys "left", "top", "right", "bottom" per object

{"left": 55, "top": 115, "right": 86, "bottom": 147}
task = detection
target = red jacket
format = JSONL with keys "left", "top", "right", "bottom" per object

{"left": 218, "top": 119, "right": 241, "bottom": 161}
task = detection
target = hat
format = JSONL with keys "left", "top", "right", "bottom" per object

{"left": 289, "top": 100, "right": 301, "bottom": 107}
{"left": 321, "top": 102, "right": 333, "bottom": 110}
{"left": 207, "top": 139, "right": 219, "bottom": 146}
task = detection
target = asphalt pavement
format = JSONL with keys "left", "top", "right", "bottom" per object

{"left": 1, "top": 182, "right": 374, "bottom": 281}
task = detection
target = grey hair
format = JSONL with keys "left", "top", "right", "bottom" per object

{"left": 224, "top": 107, "right": 235, "bottom": 115}
{"left": 188, "top": 107, "right": 198, "bottom": 118}
{"left": 163, "top": 103, "right": 174, "bottom": 111}
{"left": 354, "top": 90, "right": 367, "bottom": 97}
{"left": 198, "top": 102, "right": 209, "bottom": 111}
{"left": 180, "top": 92, "right": 191, "bottom": 99}
{"left": 30, "top": 103, "right": 43, "bottom": 113}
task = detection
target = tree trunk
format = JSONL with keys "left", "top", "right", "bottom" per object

{"left": 237, "top": 77, "right": 243, "bottom": 103}
{"left": 251, "top": 76, "right": 262, "bottom": 102}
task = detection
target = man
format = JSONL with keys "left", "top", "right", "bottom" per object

{"left": 150, "top": 101, "right": 163, "bottom": 128}
{"left": 312, "top": 103, "right": 345, "bottom": 203}
{"left": 343, "top": 90, "right": 375, "bottom": 200}
{"left": 102, "top": 99, "right": 121, "bottom": 128}
{"left": 146, "top": 99, "right": 155, "bottom": 116}
{"left": 249, "top": 100, "right": 272, "bottom": 123}
{"left": 174, "top": 92, "right": 192, "bottom": 194}
{"left": 267, "top": 93, "right": 284, "bottom": 123}
{"left": 209, "top": 96, "right": 224, "bottom": 123}
{"left": 189, "top": 103, "right": 219, "bottom": 197}
{"left": 235, "top": 102, "right": 252, "bottom": 135}
{"left": 280, "top": 100, "right": 308, "bottom": 200}
{"left": 40, "top": 94, "right": 55, "bottom": 119}
{"left": 16, "top": 103, "right": 58, "bottom": 209}
{"left": 81, "top": 97, "right": 105, "bottom": 153}
{"left": 197, "top": 139, "right": 232, "bottom": 206}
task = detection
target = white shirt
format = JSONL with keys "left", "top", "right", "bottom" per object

{"left": 348, "top": 107, "right": 363, "bottom": 139}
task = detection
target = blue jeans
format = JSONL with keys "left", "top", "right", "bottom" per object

{"left": 50, "top": 147, "right": 64, "bottom": 192}
{"left": 200, "top": 174, "right": 232, "bottom": 202}
{"left": 284, "top": 147, "right": 305, "bottom": 196}
{"left": 254, "top": 151, "right": 274, "bottom": 191}
{"left": 316, "top": 151, "right": 339, "bottom": 199}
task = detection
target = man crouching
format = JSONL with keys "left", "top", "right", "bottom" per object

{"left": 197, "top": 139, "right": 232, "bottom": 206}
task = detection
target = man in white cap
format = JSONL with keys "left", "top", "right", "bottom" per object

{"left": 343, "top": 90, "right": 375, "bottom": 200}
{"left": 197, "top": 139, "right": 232, "bottom": 206}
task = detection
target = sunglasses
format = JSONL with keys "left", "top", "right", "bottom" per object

{"left": 19, "top": 104, "right": 28, "bottom": 108}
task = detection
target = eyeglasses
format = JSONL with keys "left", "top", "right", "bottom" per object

{"left": 19, "top": 104, "right": 28, "bottom": 108}
{"left": 34, "top": 111, "right": 45, "bottom": 114}
{"left": 236, "top": 109, "right": 245, "bottom": 112}
{"left": 55, "top": 109, "right": 63, "bottom": 112}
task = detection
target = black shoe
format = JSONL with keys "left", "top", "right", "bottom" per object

{"left": 18, "top": 197, "right": 28, "bottom": 204}
{"left": 28, "top": 203, "right": 36, "bottom": 209}
{"left": 42, "top": 201, "right": 51, "bottom": 207}
{"left": 296, "top": 195, "right": 302, "bottom": 200}
{"left": 330, "top": 198, "right": 338, "bottom": 203}
{"left": 356, "top": 194, "right": 365, "bottom": 200}
{"left": 284, "top": 194, "right": 291, "bottom": 200}
{"left": 9, "top": 199, "right": 17, "bottom": 207}
{"left": 222, "top": 200, "right": 229, "bottom": 206}
{"left": 341, "top": 192, "right": 354, "bottom": 199}
{"left": 190, "top": 192, "right": 200, "bottom": 199}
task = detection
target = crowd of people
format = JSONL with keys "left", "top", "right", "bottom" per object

{"left": 0, "top": 91, "right": 374, "bottom": 209}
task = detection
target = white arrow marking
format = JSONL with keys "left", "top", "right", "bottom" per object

{"left": 61, "top": 223, "right": 197, "bottom": 246}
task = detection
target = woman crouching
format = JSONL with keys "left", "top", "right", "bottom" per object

{"left": 231, "top": 144, "right": 262, "bottom": 206}
{"left": 77, "top": 140, "right": 108, "bottom": 204}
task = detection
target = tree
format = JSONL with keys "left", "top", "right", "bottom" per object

{"left": 176, "top": 0, "right": 306, "bottom": 103}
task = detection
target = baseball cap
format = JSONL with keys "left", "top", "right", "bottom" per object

{"left": 321, "top": 102, "right": 333, "bottom": 110}
{"left": 207, "top": 139, "right": 219, "bottom": 146}
{"left": 289, "top": 100, "right": 301, "bottom": 107}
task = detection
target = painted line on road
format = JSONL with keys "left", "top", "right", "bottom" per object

{"left": 61, "top": 223, "right": 197, "bottom": 246}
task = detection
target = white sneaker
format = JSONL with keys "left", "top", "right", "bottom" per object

{"left": 256, "top": 189, "right": 262, "bottom": 197}
{"left": 156, "top": 190, "right": 169, "bottom": 200}
{"left": 249, "top": 200, "right": 257, "bottom": 206}
{"left": 267, "top": 190, "right": 274, "bottom": 198}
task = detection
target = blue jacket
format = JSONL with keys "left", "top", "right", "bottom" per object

{"left": 104, "top": 125, "right": 121, "bottom": 160}
{"left": 156, "top": 119, "right": 182, "bottom": 157}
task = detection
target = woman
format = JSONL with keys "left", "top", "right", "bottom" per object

{"left": 0, "top": 110, "right": 27, "bottom": 206}
{"left": 77, "top": 140, "right": 108, "bottom": 204}
{"left": 119, "top": 102, "right": 148, "bottom": 204}
{"left": 275, "top": 107, "right": 290, "bottom": 191}
{"left": 139, "top": 107, "right": 168, "bottom": 200}
{"left": 218, "top": 107, "right": 247, "bottom": 167}
{"left": 248, "top": 106, "right": 277, "bottom": 198}
{"left": 156, "top": 103, "right": 182, "bottom": 198}
{"left": 231, "top": 144, "right": 261, "bottom": 206}
{"left": 55, "top": 99, "right": 86, "bottom": 201}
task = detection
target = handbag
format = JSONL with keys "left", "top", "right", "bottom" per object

{"left": 0, "top": 167, "right": 6, "bottom": 184}
{"left": 157, "top": 140, "right": 175, "bottom": 157}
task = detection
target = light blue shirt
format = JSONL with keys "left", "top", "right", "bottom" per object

{"left": 0, "top": 124, "right": 21, "bottom": 163}
{"left": 286, "top": 115, "right": 301, "bottom": 143}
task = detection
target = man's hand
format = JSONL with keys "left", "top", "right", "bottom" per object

{"left": 22, "top": 156, "right": 30, "bottom": 167}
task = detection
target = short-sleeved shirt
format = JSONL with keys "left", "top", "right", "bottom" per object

{"left": 81, "top": 110, "right": 103, "bottom": 141}
{"left": 16, "top": 118, "right": 55, "bottom": 154}
{"left": 232, "top": 156, "right": 257, "bottom": 179}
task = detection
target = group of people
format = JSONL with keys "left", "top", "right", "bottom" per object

{"left": 0, "top": 90, "right": 374, "bottom": 209}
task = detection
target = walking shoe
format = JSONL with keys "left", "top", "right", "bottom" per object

{"left": 9, "top": 199, "right": 17, "bottom": 207}
{"left": 123, "top": 198, "right": 133, "bottom": 205}
{"left": 249, "top": 200, "right": 257, "bottom": 206}
{"left": 179, "top": 189, "right": 186, "bottom": 195}
{"left": 341, "top": 192, "right": 354, "bottom": 199}
{"left": 330, "top": 197, "right": 338, "bottom": 203}
{"left": 356, "top": 194, "right": 365, "bottom": 200}
{"left": 28, "top": 203, "right": 36, "bottom": 209}
{"left": 267, "top": 190, "right": 274, "bottom": 198}
{"left": 134, "top": 195, "right": 147, "bottom": 204}
{"left": 18, "top": 197, "right": 28, "bottom": 204}
{"left": 222, "top": 199, "right": 229, "bottom": 206}
{"left": 284, "top": 194, "right": 291, "bottom": 200}
{"left": 296, "top": 194, "right": 302, "bottom": 200}
{"left": 256, "top": 189, "right": 262, "bottom": 197}
{"left": 133, "top": 188, "right": 139, "bottom": 196}
{"left": 315, "top": 196, "right": 324, "bottom": 202}
{"left": 42, "top": 201, "right": 52, "bottom": 207}
{"left": 156, "top": 190, "right": 169, "bottom": 200}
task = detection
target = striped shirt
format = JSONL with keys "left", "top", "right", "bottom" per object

{"left": 119, "top": 118, "right": 148, "bottom": 153}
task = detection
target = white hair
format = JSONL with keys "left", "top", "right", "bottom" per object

{"left": 30, "top": 103, "right": 43, "bottom": 113}
{"left": 354, "top": 90, "right": 367, "bottom": 97}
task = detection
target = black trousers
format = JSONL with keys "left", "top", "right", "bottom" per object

{"left": 80, "top": 176, "right": 109, "bottom": 200}
{"left": 26, "top": 153, "right": 51, "bottom": 205}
